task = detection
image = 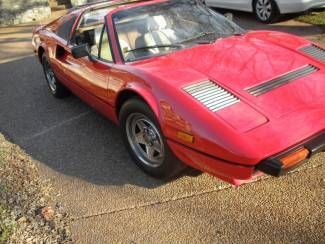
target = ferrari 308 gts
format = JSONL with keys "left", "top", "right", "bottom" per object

{"left": 32, "top": 0, "right": 325, "bottom": 185}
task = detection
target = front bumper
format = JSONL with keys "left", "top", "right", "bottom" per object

{"left": 167, "top": 139, "right": 257, "bottom": 185}
{"left": 256, "top": 132, "right": 325, "bottom": 177}
{"left": 168, "top": 132, "right": 324, "bottom": 186}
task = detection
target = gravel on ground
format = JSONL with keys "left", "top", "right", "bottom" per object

{"left": 0, "top": 134, "right": 72, "bottom": 243}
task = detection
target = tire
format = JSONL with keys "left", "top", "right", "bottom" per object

{"left": 42, "top": 54, "right": 70, "bottom": 98}
{"left": 119, "top": 98, "right": 186, "bottom": 179}
{"left": 253, "top": 0, "right": 280, "bottom": 23}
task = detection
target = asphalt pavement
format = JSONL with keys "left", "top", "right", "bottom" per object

{"left": 0, "top": 12, "right": 324, "bottom": 243}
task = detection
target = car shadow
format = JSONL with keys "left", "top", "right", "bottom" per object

{"left": 0, "top": 56, "right": 200, "bottom": 189}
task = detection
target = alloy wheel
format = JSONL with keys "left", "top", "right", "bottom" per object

{"left": 126, "top": 113, "right": 165, "bottom": 168}
{"left": 43, "top": 59, "right": 57, "bottom": 92}
{"left": 256, "top": 0, "right": 272, "bottom": 21}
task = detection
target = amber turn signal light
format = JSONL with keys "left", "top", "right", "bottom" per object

{"left": 280, "top": 148, "right": 310, "bottom": 169}
{"left": 177, "top": 131, "right": 194, "bottom": 143}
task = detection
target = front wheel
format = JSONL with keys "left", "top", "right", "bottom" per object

{"left": 253, "top": 0, "right": 280, "bottom": 23}
{"left": 119, "top": 98, "right": 186, "bottom": 179}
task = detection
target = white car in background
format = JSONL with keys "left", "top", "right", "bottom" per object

{"left": 204, "top": 0, "right": 325, "bottom": 23}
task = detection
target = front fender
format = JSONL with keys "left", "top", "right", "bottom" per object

{"left": 115, "top": 83, "right": 162, "bottom": 123}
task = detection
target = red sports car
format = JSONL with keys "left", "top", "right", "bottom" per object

{"left": 32, "top": 0, "right": 325, "bottom": 185}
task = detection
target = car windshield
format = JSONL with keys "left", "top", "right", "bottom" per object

{"left": 112, "top": 0, "right": 244, "bottom": 62}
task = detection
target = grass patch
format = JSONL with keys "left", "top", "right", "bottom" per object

{"left": 296, "top": 11, "right": 325, "bottom": 26}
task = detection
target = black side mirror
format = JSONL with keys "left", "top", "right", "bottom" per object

{"left": 71, "top": 44, "right": 92, "bottom": 60}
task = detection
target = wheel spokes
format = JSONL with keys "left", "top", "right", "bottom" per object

{"left": 126, "top": 114, "right": 165, "bottom": 167}
{"left": 135, "top": 120, "right": 147, "bottom": 132}
{"left": 152, "top": 140, "right": 162, "bottom": 154}
{"left": 135, "top": 131, "right": 146, "bottom": 145}
{"left": 44, "top": 61, "right": 57, "bottom": 91}
{"left": 145, "top": 145, "right": 156, "bottom": 161}
{"left": 256, "top": 0, "right": 272, "bottom": 20}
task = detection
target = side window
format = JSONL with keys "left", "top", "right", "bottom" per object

{"left": 57, "top": 15, "right": 77, "bottom": 41}
{"left": 99, "top": 25, "right": 113, "bottom": 62}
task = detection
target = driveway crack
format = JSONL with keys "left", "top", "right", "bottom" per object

{"left": 18, "top": 111, "right": 92, "bottom": 143}
{"left": 74, "top": 162, "right": 324, "bottom": 221}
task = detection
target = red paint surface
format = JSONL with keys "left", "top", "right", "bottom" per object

{"left": 32, "top": 0, "right": 325, "bottom": 185}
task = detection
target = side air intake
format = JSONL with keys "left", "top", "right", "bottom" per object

{"left": 184, "top": 80, "right": 240, "bottom": 112}
{"left": 246, "top": 65, "right": 319, "bottom": 96}
{"left": 299, "top": 44, "right": 325, "bottom": 62}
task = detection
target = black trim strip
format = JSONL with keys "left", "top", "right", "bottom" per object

{"left": 246, "top": 65, "right": 319, "bottom": 96}
{"left": 299, "top": 44, "right": 325, "bottom": 62}
{"left": 166, "top": 137, "right": 253, "bottom": 168}
{"left": 305, "top": 132, "right": 325, "bottom": 154}
{"left": 256, "top": 132, "right": 325, "bottom": 177}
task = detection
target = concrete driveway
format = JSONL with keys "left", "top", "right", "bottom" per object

{"left": 0, "top": 12, "right": 324, "bottom": 243}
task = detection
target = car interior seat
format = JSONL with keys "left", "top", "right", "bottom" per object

{"left": 133, "top": 16, "right": 173, "bottom": 58}
{"left": 144, "top": 16, "right": 172, "bottom": 50}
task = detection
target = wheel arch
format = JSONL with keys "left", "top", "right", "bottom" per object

{"left": 272, "top": 0, "right": 281, "bottom": 13}
{"left": 38, "top": 46, "right": 45, "bottom": 63}
{"left": 115, "top": 87, "right": 161, "bottom": 122}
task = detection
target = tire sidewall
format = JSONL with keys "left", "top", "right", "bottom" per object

{"left": 42, "top": 54, "right": 58, "bottom": 96}
{"left": 119, "top": 99, "right": 184, "bottom": 178}
{"left": 42, "top": 54, "right": 69, "bottom": 98}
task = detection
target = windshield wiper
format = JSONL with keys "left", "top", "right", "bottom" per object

{"left": 125, "top": 44, "right": 182, "bottom": 53}
{"left": 180, "top": 31, "right": 246, "bottom": 45}
{"left": 179, "top": 31, "right": 218, "bottom": 44}
{"left": 195, "top": 40, "right": 214, "bottom": 44}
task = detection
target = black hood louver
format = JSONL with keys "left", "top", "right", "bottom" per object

{"left": 299, "top": 44, "right": 325, "bottom": 62}
{"left": 246, "top": 65, "right": 319, "bottom": 96}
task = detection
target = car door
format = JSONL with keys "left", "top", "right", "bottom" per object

{"left": 48, "top": 14, "right": 77, "bottom": 79}
{"left": 61, "top": 24, "right": 114, "bottom": 103}
{"left": 205, "top": 0, "right": 252, "bottom": 12}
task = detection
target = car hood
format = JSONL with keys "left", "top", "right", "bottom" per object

{"left": 127, "top": 31, "right": 325, "bottom": 165}
{"left": 132, "top": 31, "right": 325, "bottom": 120}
